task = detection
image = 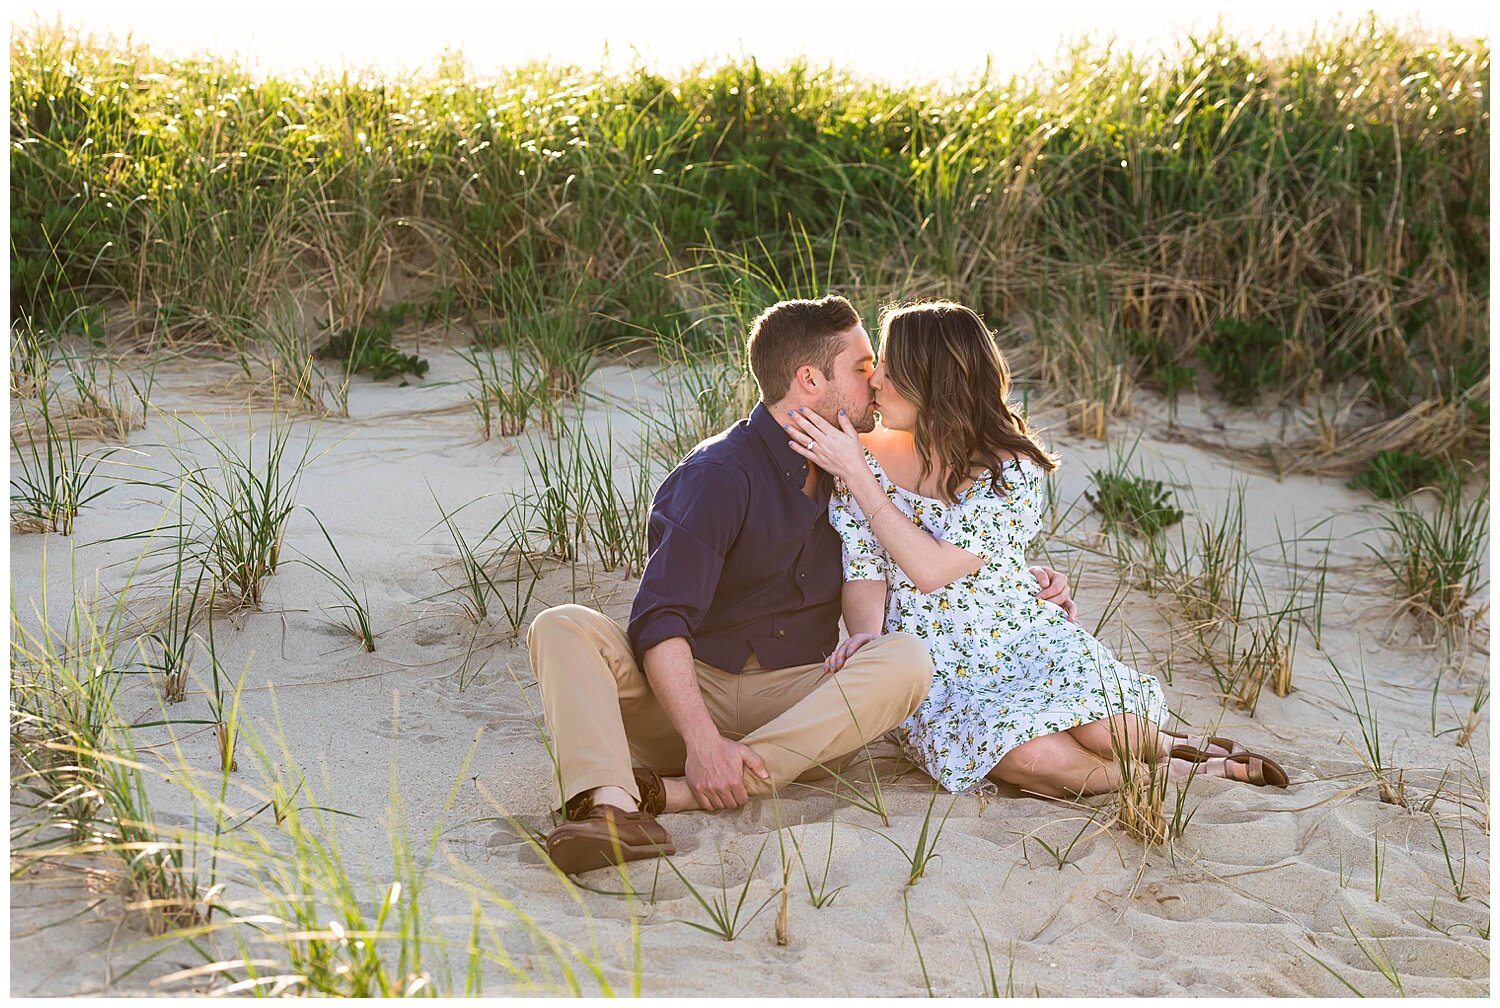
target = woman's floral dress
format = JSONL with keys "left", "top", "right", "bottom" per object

{"left": 831, "top": 452, "right": 1168, "bottom": 794}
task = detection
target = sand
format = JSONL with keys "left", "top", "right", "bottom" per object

{"left": 8, "top": 346, "right": 1490, "bottom": 996}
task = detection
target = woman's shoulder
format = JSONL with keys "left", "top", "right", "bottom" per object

{"left": 859, "top": 425, "right": 915, "bottom": 469}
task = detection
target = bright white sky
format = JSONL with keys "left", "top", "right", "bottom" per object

{"left": 17, "top": 1, "right": 1492, "bottom": 84}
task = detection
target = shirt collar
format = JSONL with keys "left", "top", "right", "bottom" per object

{"left": 749, "top": 401, "right": 812, "bottom": 479}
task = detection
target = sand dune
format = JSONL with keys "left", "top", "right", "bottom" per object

{"left": 9, "top": 349, "right": 1489, "bottom": 996}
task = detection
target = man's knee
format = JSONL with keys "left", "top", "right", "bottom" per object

{"left": 528, "top": 603, "right": 605, "bottom": 649}
{"left": 865, "top": 632, "right": 934, "bottom": 707}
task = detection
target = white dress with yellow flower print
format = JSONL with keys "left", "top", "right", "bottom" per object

{"left": 831, "top": 452, "right": 1169, "bottom": 794}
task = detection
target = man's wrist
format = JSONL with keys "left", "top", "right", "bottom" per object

{"left": 682, "top": 723, "right": 723, "bottom": 752}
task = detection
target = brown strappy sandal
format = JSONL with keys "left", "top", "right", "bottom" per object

{"left": 1221, "top": 752, "right": 1289, "bottom": 789}
{"left": 1164, "top": 731, "right": 1246, "bottom": 758}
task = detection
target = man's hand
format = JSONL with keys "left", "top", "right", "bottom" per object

{"left": 684, "top": 734, "right": 770, "bottom": 811}
{"left": 1030, "top": 565, "right": 1077, "bottom": 622}
{"left": 824, "top": 632, "right": 879, "bottom": 675}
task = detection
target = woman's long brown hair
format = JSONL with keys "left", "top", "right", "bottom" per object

{"left": 880, "top": 301, "right": 1058, "bottom": 503}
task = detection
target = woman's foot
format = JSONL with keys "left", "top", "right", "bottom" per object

{"left": 1166, "top": 756, "right": 1210, "bottom": 780}
{"left": 1166, "top": 755, "right": 1288, "bottom": 788}
{"left": 1222, "top": 751, "right": 1290, "bottom": 788}
{"left": 1162, "top": 731, "right": 1241, "bottom": 758}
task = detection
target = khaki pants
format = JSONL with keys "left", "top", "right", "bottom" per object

{"left": 528, "top": 604, "right": 934, "bottom": 807}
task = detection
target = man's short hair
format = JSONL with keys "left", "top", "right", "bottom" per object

{"left": 745, "top": 295, "right": 861, "bottom": 402}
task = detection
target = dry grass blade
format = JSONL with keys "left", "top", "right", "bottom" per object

{"left": 1114, "top": 755, "right": 1171, "bottom": 846}
{"left": 1281, "top": 379, "right": 1489, "bottom": 477}
{"left": 1327, "top": 655, "right": 1408, "bottom": 807}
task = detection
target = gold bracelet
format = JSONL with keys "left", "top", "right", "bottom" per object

{"left": 865, "top": 498, "right": 893, "bottom": 524}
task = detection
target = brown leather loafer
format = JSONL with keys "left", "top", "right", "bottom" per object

{"left": 632, "top": 767, "right": 667, "bottom": 816}
{"left": 545, "top": 805, "right": 675, "bottom": 875}
{"left": 560, "top": 768, "right": 668, "bottom": 820}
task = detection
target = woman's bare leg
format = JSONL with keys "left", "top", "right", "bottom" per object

{"left": 1068, "top": 714, "right": 1243, "bottom": 765}
{"left": 1066, "top": 714, "right": 1171, "bottom": 763}
{"left": 986, "top": 731, "right": 1128, "bottom": 799}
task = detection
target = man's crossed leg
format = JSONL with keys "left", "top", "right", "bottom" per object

{"left": 528, "top": 604, "right": 933, "bottom": 873}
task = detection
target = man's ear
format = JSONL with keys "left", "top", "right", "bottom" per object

{"left": 793, "top": 364, "right": 821, "bottom": 393}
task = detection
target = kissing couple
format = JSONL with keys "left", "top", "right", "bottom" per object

{"left": 529, "top": 296, "right": 1289, "bottom": 873}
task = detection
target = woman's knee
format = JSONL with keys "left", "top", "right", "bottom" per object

{"left": 1088, "top": 713, "right": 1158, "bottom": 753}
{"left": 995, "top": 732, "right": 1080, "bottom": 784}
{"left": 1113, "top": 713, "right": 1156, "bottom": 736}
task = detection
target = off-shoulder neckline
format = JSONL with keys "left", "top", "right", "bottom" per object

{"left": 862, "top": 450, "right": 1038, "bottom": 504}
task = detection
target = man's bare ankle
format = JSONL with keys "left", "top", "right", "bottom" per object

{"left": 662, "top": 777, "right": 698, "bottom": 814}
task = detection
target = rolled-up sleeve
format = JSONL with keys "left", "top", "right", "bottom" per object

{"left": 627, "top": 460, "right": 749, "bottom": 663}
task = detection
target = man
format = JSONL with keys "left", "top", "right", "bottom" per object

{"left": 529, "top": 295, "right": 1073, "bottom": 873}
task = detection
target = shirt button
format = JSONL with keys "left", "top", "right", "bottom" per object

{"left": 799, "top": 572, "right": 806, "bottom": 579}
{"left": 776, "top": 629, "right": 786, "bottom": 637}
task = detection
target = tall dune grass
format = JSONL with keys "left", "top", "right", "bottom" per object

{"left": 9, "top": 20, "right": 1487, "bottom": 434}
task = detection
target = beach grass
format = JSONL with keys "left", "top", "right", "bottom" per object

{"left": 1166, "top": 485, "right": 1313, "bottom": 714}
{"left": 250, "top": 303, "right": 355, "bottom": 417}
{"left": 660, "top": 833, "right": 780, "bottom": 942}
{"left": 459, "top": 342, "right": 544, "bottom": 440}
{"left": 166, "top": 410, "right": 316, "bottom": 611}
{"left": 902, "top": 888, "right": 943, "bottom": 995}
{"left": 427, "top": 489, "right": 505, "bottom": 622}
{"left": 110, "top": 705, "right": 635, "bottom": 995}
{"left": 1016, "top": 814, "right": 1102, "bottom": 872}
{"left": 10, "top": 21, "right": 1487, "bottom": 440}
{"left": 293, "top": 508, "right": 377, "bottom": 652}
{"left": 9, "top": 553, "right": 214, "bottom": 936}
{"left": 785, "top": 811, "right": 847, "bottom": 909}
{"left": 854, "top": 785, "right": 957, "bottom": 887}
{"left": 968, "top": 908, "right": 1019, "bottom": 997}
{"left": 630, "top": 332, "right": 758, "bottom": 470}
{"left": 10, "top": 396, "right": 120, "bottom": 540}
{"left": 1373, "top": 474, "right": 1489, "bottom": 642}
{"left": 138, "top": 536, "right": 209, "bottom": 703}
{"left": 1327, "top": 653, "right": 1408, "bottom": 807}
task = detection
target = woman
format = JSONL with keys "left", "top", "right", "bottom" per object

{"left": 784, "top": 301, "right": 1288, "bottom": 798}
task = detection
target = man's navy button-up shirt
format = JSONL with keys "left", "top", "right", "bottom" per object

{"left": 627, "top": 402, "right": 843, "bottom": 672}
